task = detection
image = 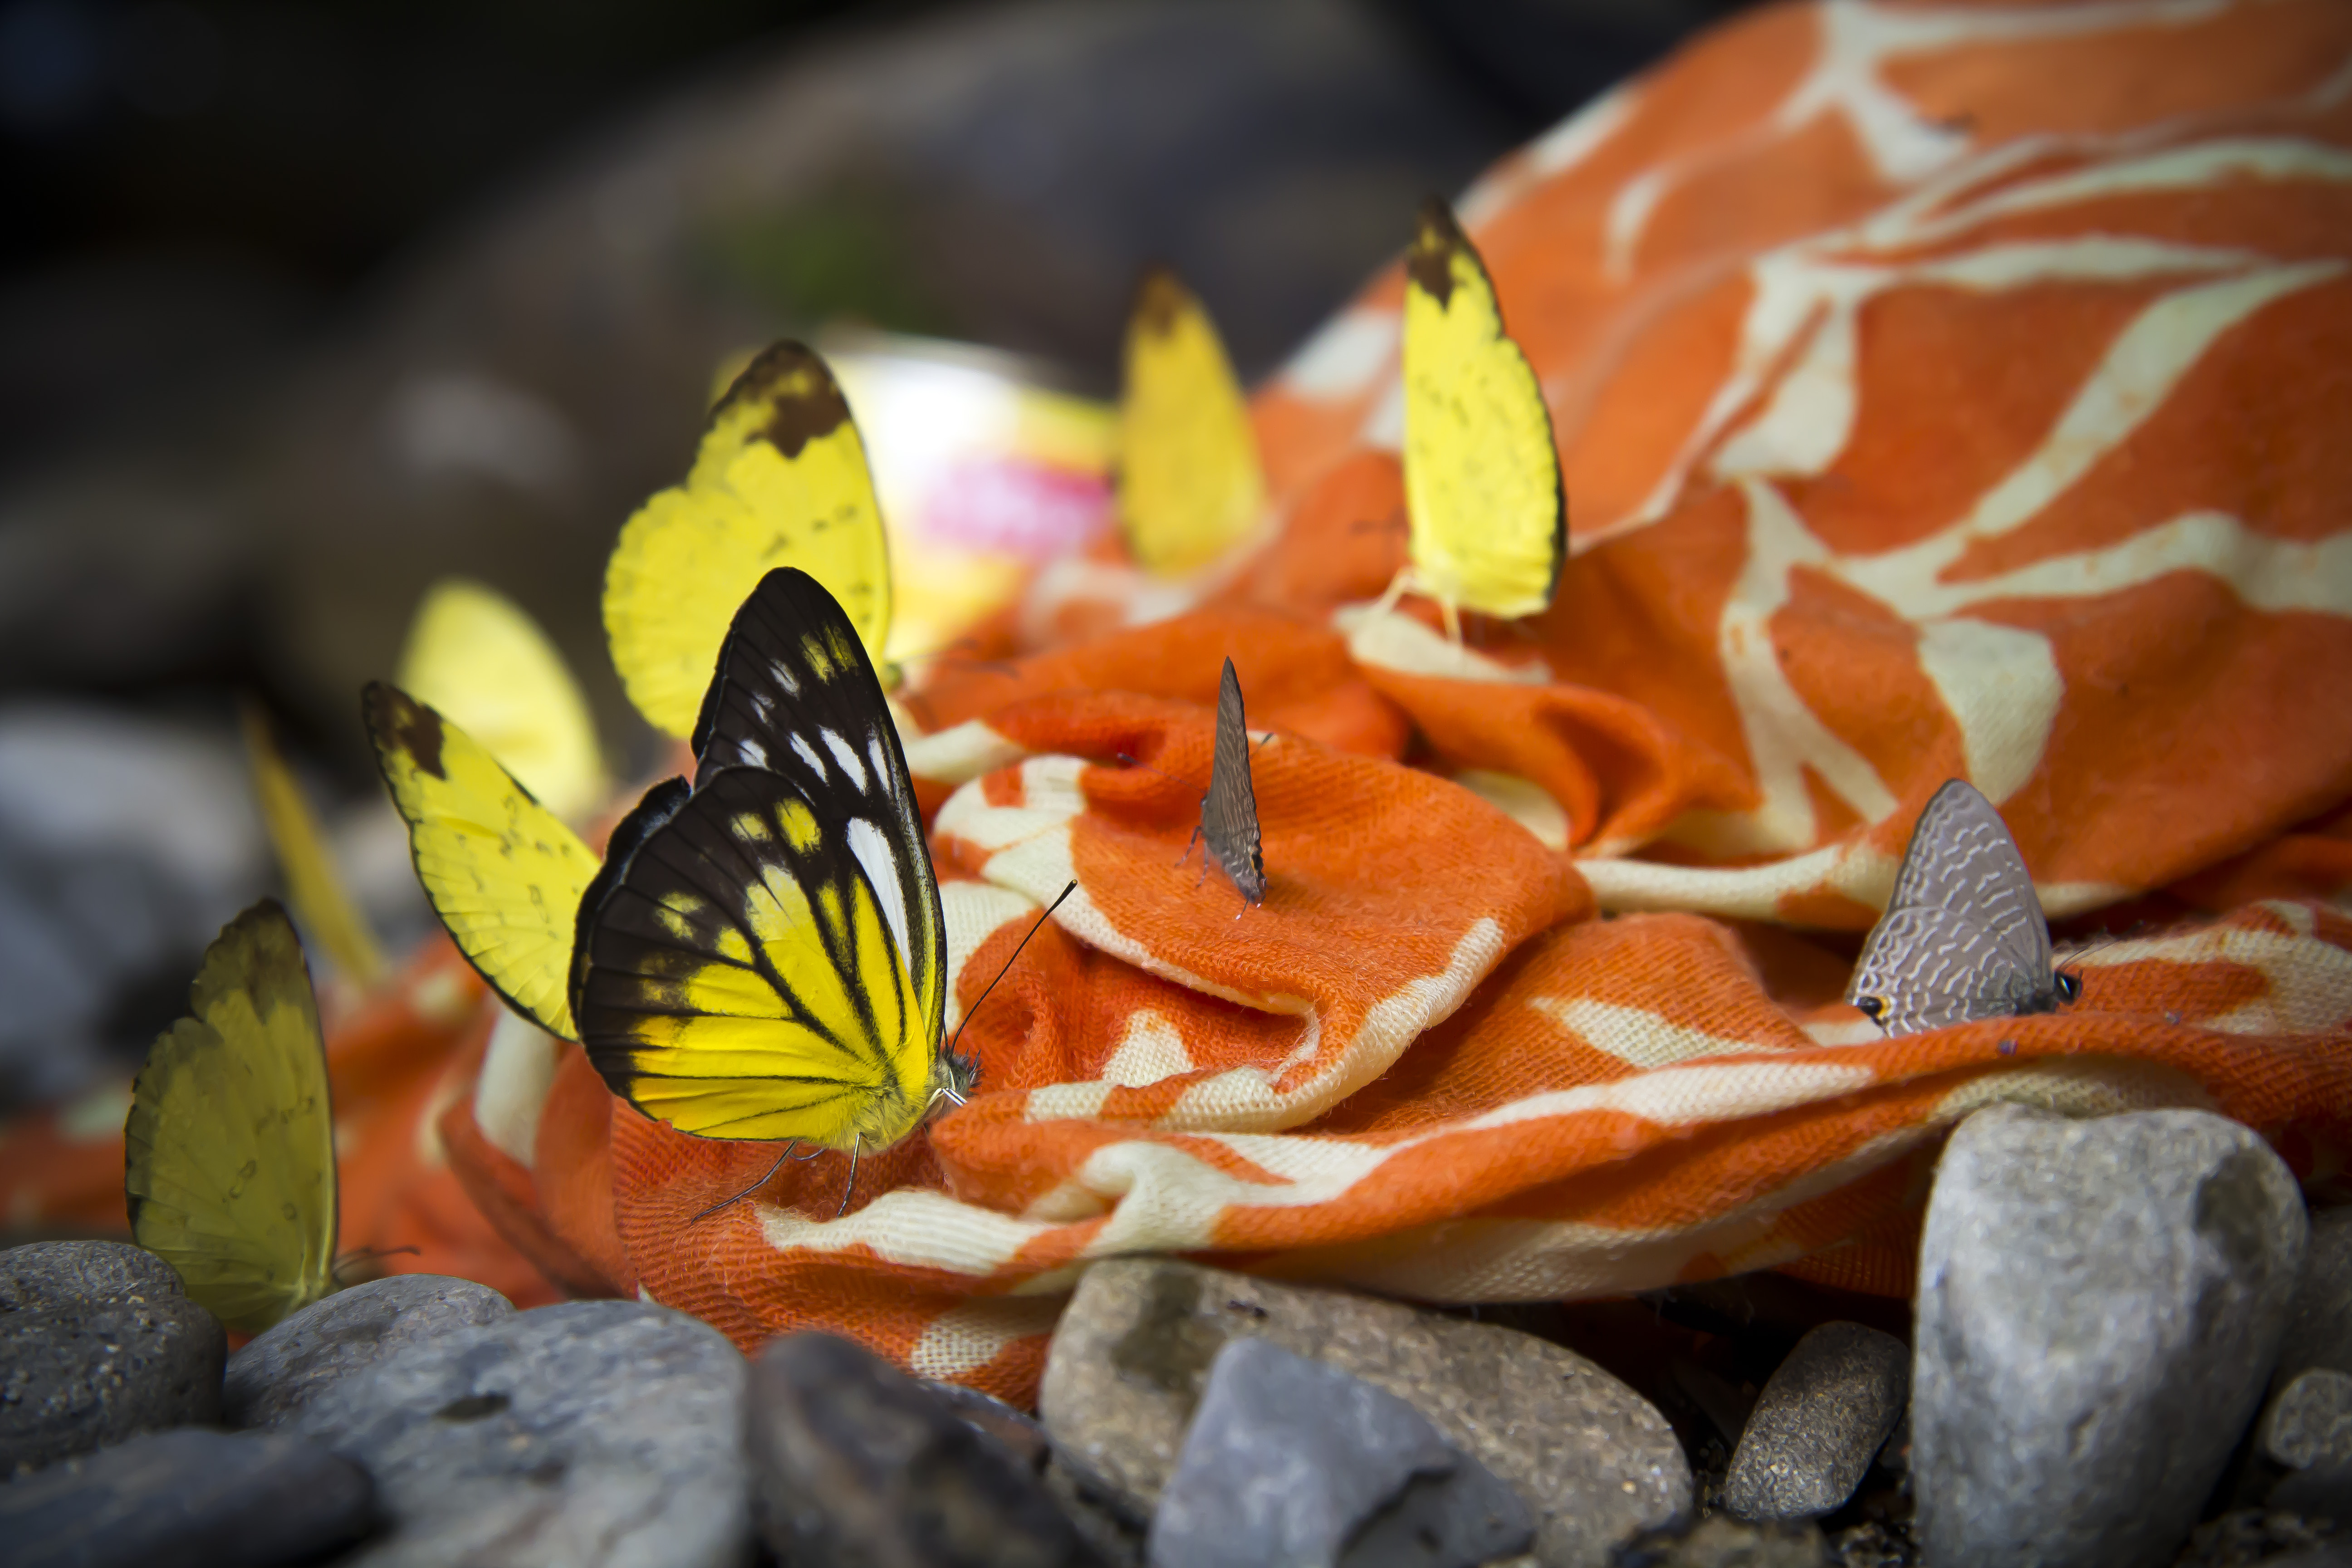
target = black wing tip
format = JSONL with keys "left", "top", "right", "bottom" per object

{"left": 1130, "top": 265, "right": 1194, "bottom": 336}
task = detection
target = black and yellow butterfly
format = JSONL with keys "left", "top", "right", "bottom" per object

{"left": 570, "top": 566, "right": 966, "bottom": 1172}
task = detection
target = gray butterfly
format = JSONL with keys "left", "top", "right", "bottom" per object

{"left": 1184, "top": 658, "right": 1266, "bottom": 906}
{"left": 1847, "top": 779, "right": 2080, "bottom": 1037}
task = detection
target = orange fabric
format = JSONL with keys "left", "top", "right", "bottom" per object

{"left": 10, "top": 0, "right": 2349, "bottom": 1404}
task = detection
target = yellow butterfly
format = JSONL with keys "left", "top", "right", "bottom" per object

{"left": 240, "top": 702, "right": 387, "bottom": 989}
{"left": 396, "top": 577, "right": 605, "bottom": 824}
{"left": 363, "top": 682, "right": 599, "bottom": 1041}
{"left": 1118, "top": 268, "right": 1266, "bottom": 576}
{"left": 572, "top": 566, "right": 964, "bottom": 1178}
{"left": 605, "top": 343, "right": 893, "bottom": 739}
{"left": 1382, "top": 198, "right": 1566, "bottom": 640}
{"left": 126, "top": 901, "right": 338, "bottom": 1334}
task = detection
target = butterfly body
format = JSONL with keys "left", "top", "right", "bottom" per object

{"left": 126, "top": 901, "right": 338, "bottom": 1334}
{"left": 1395, "top": 199, "right": 1566, "bottom": 634}
{"left": 1848, "top": 779, "right": 2080, "bottom": 1036}
{"left": 573, "top": 568, "right": 961, "bottom": 1156}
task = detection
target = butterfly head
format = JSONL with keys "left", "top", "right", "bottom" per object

{"left": 928, "top": 1048, "right": 978, "bottom": 1116}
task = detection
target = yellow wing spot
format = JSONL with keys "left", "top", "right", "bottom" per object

{"left": 732, "top": 813, "right": 771, "bottom": 843}
{"left": 657, "top": 905, "right": 699, "bottom": 943}
{"left": 776, "top": 800, "right": 822, "bottom": 853}
{"left": 802, "top": 635, "right": 837, "bottom": 681}
{"left": 714, "top": 927, "right": 753, "bottom": 965}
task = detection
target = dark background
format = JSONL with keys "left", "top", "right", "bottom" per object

{"left": 0, "top": 0, "right": 1744, "bottom": 1104}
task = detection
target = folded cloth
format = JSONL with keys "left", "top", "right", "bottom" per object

{"left": 15, "top": 0, "right": 2344, "bottom": 1399}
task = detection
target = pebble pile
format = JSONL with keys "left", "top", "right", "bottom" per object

{"left": 2, "top": 1104, "right": 2346, "bottom": 1567}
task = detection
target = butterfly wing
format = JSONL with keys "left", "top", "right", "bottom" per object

{"left": 1117, "top": 268, "right": 1266, "bottom": 577}
{"left": 1849, "top": 779, "right": 2058, "bottom": 1034}
{"left": 572, "top": 768, "right": 941, "bottom": 1150}
{"left": 689, "top": 566, "right": 946, "bottom": 1031}
{"left": 1199, "top": 657, "right": 1266, "bottom": 904}
{"left": 126, "top": 901, "right": 337, "bottom": 1334}
{"left": 364, "top": 682, "right": 600, "bottom": 1041}
{"left": 605, "top": 343, "right": 893, "bottom": 738}
{"left": 241, "top": 702, "right": 386, "bottom": 988}
{"left": 1401, "top": 199, "right": 1565, "bottom": 622}
{"left": 397, "top": 577, "right": 604, "bottom": 823}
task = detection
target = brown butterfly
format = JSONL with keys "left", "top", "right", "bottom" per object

{"left": 1184, "top": 658, "right": 1266, "bottom": 907}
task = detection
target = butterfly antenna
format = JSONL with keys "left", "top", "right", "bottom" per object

{"left": 946, "top": 880, "right": 1079, "bottom": 1060}
{"left": 691, "top": 1139, "right": 808, "bottom": 1225}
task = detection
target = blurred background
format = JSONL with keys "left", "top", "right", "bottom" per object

{"left": 0, "top": 0, "right": 1747, "bottom": 1111}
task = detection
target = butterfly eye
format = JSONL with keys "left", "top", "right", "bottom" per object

{"left": 2054, "top": 971, "right": 2082, "bottom": 1004}
{"left": 1855, "top": 996, "right": 1884, "bottom": 1020}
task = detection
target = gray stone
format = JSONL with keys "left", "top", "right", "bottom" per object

{"left": 291, "top": 1298, "right": 749, "bottom": 1568}
{"left": 1612, "top": 1514, "right": 1829, "bottom": 1567}
{"left": 224, "top": 1274, "right": 514, "bottom": 1430}
{"left": 0, "top": 1425, "right": 374, "bottom": 1568}
{"left": 0, "top": 1242, "right": 185, "bottom": 1312}
{"left": 2271, "top": 1463, "right": 2352, "bottom": 1527}
{"left": 1039, "top": 1259, "right": 1688, "bottom": 1568}
{"left": 921, "top": 1377, "right": 1050, "bottom": 1471}
{"left": 2265, "top": 1370, "right": 2352, "bottom": 1473}
{"left": 752, "top": 1330, "right": 1101, "bottom": 1568}
{"left": 1, "top": 1297, "right": 224, "bottom": 1474}
{"left": 1911, "top": 1105, "right": 2307, "bottom": 1568}
{"left": 1149, "top": 1337, "right": 1530, "bottom": 1568}
{"left": 2279, "top": 1209, "right": 2352, "bottom": 1382}
{"left": 1723, "top": 1323, "right": 1908, "bottom": 1522}
{"left": 2173, "top": 1507, "right": 2351, "bottom": 1568}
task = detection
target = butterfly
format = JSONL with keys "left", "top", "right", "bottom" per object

{"left": 1379, "top": 197, "right": 1566, "bottom": 642}
{"left": 570, "top": 566, "right": 965, "bottom": 1181}
{"left": 126, "top": 901, "right": 338, "bottom": 1334}
{"left": 241, "top": 701, "right": 386, "bottom": 989}
{"left": 1847, "top": 779, "right": 2082, "bottom": 1037}
{"left": 1117, "top": 268, "right": 1266, "bottom": 577}
{"left": 397, "top": 576, "right": 606, "bottom": 824}
{"left": 1183, "top": 657, "right": 1267, "bottom": 907}
{"left": 363, "top": 681, "right": 599, "bottom": 1042}
{"left": 605, "top": 342, "right": 894, "bottom": 739}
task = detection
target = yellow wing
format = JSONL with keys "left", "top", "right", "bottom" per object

{"left": 240, "top": 702, "right": 386, "bottom": 989}
{"left": 127, "top": 901, "right": 337, "bottom": 1335}
{"left": 396, "top": 577, "right": 604, "bottom": 824}
{"left": 574, "top": 568, "right": 957, "bottom": 1153}
{"left": 1401, "top": 199, "right": 1565, "bottom": 622}
{"left": 363, "top": 682, "right": 599, "bottom": 1040}
{"left": 605, "top": 343, "right": 893, "bottom": 738}
{"left": 1118, "top": 268, "right": 1266, "bottom": 576}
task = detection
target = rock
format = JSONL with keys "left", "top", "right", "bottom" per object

{"left": 0, "top": 1425, "right": 374, "bottom": 1568}
{"left": 1148, "top": 1337, "right": 1530, "bottom": 1568}
{"left": 0, "top": 1241, "right": 185, "bottom": 1312}
{"left": 1911, "top": 1105, "right": 2307, "bottom": 1568}
{"left": 1, "top": 1297, "right": 224, "bottom": 1474}
{"left": 290, "top": 1299, "right": 749, "bottom": 1567}
{"left": 1040, "top": 1259, "right": 1689, "bottom": 1567}
{"left": 2278, "top": 1209, "right": 2352, "bottom": 1382}
{"left": 921, "top": 1377, "right": 1051, "bottom": 1471}
{"left": 1046, "top": 1449, "right": 1149, "bottom": 1568}
{"left": 1723, "top": 1323, "right": 1908, "bottom": 1522}
{"left": 224, "top": 1274, "right": 514, "bottom": 1430}
{"left": 2270, "top": 1461, "right": 2352, "bottom": 1523}
{"left": 2263, "top": 1370, "right": 2352, "bottom": 1474}
{"left": 2172, "top": 1507, "right": 2351, "bottom": 1568}
{"left": 1612, "top": 1514, "right": 1829, "bottom": 1567}
{"left": 751, "top": 1330, "right": 1101, "bottom": 1567}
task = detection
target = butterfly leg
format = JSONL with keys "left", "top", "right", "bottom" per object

{"left": 1369, "top": 567, "right": 1412, "bottom": 621}
{"left": 692, "top": 1139, "right": 804, "bottom": 1223}
{"left": 1438, "top": 596, "right": 1463, "bottom": 649}
{"left": 834, "top": 1134, "right": 862, "bottom": 1220}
